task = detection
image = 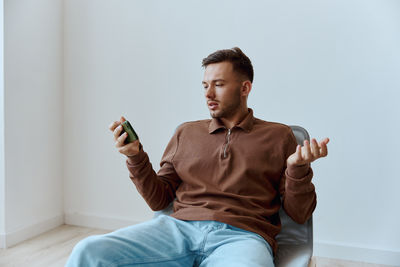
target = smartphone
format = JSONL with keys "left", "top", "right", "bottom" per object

{"left": 120, "top": 120, "right": 139, "bottom": 144}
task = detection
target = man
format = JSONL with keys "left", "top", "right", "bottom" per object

{"left": 66, "top": 47, "right": 329, "bottom": 266}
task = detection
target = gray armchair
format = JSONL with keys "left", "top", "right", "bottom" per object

{"left": 273, "top": 125, "right": 313, "bottom": 267}
{"left": 154, "top": 125, "right": 313, "bottom": 267}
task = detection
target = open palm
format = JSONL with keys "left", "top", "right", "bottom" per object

{"left": 287, "top": 138, "right": 329, "bottom": 167}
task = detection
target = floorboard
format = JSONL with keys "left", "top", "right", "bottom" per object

{"left": 0, "top": 225, "right": 395, "bottom": 267}
{"left": 0, "top": 225, "right": 110, "bottom": 267}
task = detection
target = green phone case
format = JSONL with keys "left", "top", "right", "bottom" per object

{"left": 121, "top": 121, "right": 139, "bottom": 144}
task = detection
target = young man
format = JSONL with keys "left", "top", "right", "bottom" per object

{"left": 66, "top": 47, "right": 329, "bottom": 267}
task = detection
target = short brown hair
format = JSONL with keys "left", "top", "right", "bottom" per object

{"left": 202, "top": 47, "right": 254, "bottom": 83}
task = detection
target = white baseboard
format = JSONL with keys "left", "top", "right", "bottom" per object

{"left": 0, "top": 233, "right": 5, "bottom": 248}
{"left": 0, "top": 214, "right": 64, "bottom": 249}
{"left": 64, "top": 212, "right": 143, "bottom": 231}
{"left": 314, "top": 241, "right": 400, "bottom": 267}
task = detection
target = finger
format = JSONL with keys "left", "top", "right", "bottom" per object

{"left": 319, "top": 137, "right": 330, "bottom": 146}
{"left": 295, "top": 144, "right": 304, "bottom": 164}
{"left": 109, "top": 121, "right": 121, "bottom": 131}
{"left": 113, "top": 125, "right": 124, "bottom": 140}
{"left": 302, "top": 140, "right": 312, "bottom": 161}
{"left": 120, "top": 116, "right": 127, "bottom": 123}
{"left": 115, "top": 132, "right": 128, "bottom": 147}
{"left": 311, "top": 138, "right": 320, "bottom": 158}
{"left": 296, "top": 144, "right": 302, "bottom": 158}
{"left": 320, "top": 141, "right": 328, "bottom": 157}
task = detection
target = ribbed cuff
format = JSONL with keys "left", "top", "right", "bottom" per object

{"left": 285, "top": 166, "right": 314, "bottom": 193}
{"left": 126, "top": 143, "right": 146, "bottom": 165}
{"left": 287, "top": 163, "right": 310, "bottom": 179}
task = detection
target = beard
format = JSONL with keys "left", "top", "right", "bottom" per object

{"left": 209, "top": 87, "right": 242, "bottom": 119}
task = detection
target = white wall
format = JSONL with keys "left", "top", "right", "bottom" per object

{"left": 62, "top": 0, "right": 398, "bottom": 265}
{"left": 0, "top": 0, "right": 5, "bottom": 248}
{"left": 2, "top": 0, "right": 64, "bottom": 247}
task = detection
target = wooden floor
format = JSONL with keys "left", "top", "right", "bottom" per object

{"left": 0, "top": 225, "right": 395, "bottom": 267}
{"left": 0, "top": 225, "right": 110, "bottom": 267}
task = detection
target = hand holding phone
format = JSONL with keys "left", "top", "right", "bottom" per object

{"left": 109, "top": 116, "right": 140, "bottom": 157}
{"left": 120, "top": 120, "right": 139, "bottom": 144}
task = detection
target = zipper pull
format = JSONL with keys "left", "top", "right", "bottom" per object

{"left": 223, "top": 128, "right": 232, "bottom": 158}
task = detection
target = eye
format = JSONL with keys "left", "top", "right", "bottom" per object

{"left": 216, "top": 83, "right": 223, "bottom": 87}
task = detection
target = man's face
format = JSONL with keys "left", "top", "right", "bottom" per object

{"left": 202, "top": 61, "right": 244, "bottom": 120}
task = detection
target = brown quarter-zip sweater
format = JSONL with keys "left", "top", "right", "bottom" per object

{"left": 126, "top": 109, "right": 316, "bottom": 254}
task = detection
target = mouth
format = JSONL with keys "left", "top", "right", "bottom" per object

{"left": 207, "top": 101, "right": 219, "bottom": 110}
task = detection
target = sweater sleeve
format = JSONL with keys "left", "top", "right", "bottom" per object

{"left": 279, "top": 129, "right": 317, "bottom": 224}
{"left": 126, "top": 130, "right": 182, "bottom": 211}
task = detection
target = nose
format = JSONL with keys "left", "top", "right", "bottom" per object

{"left": 205, "top": 85, "right": 215, "bottom": 99}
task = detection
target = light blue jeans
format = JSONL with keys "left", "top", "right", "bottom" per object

{"left": 66, "top": 215, "right": 274, "bottom": 267}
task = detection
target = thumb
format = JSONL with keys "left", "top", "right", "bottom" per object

{"left": 120, "top": 116, "right": 127, "bottom": 123}
{"left": 295, "top": 144, "right": 302, "bottom": 162}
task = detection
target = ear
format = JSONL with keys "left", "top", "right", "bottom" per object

{"left": 241, "top": 80, "right": 252, "bottom": 97}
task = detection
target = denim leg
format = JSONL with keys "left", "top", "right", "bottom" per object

{"left": 65, "top": 215, "right": 199, "bottom": 267}
{"left": 197, "top": 222, "right": 274, "bottom": 267}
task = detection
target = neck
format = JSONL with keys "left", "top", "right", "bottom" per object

{"left": 220, "top": 106, "right": 249, "bottom": 129}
